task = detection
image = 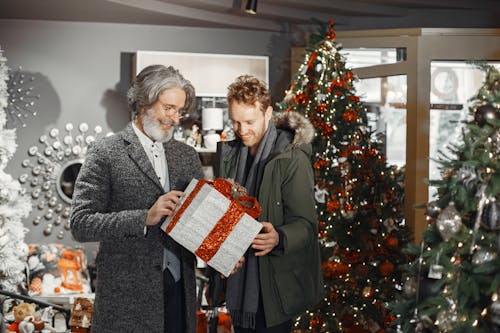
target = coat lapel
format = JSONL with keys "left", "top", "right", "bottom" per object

{"left": 122, "top": 124, "right": 164, "bottom": 192}
{"left": 164, "top": 140, "right": 184, "bottom": 191}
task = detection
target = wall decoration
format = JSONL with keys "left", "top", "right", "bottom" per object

{"left": 19, "top": 123, "right": 111, "bottom": 239}
{"left": 431, "top": 66, "right": 459, "bottom": 102}
{"left": 6, "top": 66, "right": 39, "bottom": 127}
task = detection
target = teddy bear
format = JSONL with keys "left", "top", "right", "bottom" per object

{"left": 6, "top": 303, "right": 45, "bottom": 333}
{"left": 7, "top": 302, "right": 35, "bottom": 333}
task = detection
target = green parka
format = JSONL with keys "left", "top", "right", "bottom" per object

{"left": 215, "top": 111, "right": 323, "bottom": 327}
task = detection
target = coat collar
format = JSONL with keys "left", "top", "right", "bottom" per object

{"left": 272, "top": 111, "right": 315, "bottom": 145}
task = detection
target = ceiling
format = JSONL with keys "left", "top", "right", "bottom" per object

{"left": 0, "top": 0, "right": 499, "bottom": 32}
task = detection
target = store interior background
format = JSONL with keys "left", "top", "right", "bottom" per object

{"left": 0, "top": 0, "right": 498, "bottom": 256}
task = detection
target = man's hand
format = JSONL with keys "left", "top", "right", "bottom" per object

{"left": 252, "top": 222, "right": 279, "bottom": 256}
{"left": 146, "top": 190, "right": 184, "bottom": 226}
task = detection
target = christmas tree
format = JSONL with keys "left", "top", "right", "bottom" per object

{"left": 391, "top": 66, "right": 499, "bottom": 333}
{"left": 0, "top": 46, "right": 31, "bottom": 293}
{"left": 277, "top": 21, "right": 411, "bottom": 332}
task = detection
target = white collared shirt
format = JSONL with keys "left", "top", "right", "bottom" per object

{"left": 132, "top": 122, "right": 167, "bottom": 188}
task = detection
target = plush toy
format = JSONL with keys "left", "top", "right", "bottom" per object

{"left": 7, "top": 303, "right": 36, "bottom": 333}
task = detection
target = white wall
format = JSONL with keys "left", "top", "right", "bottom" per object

{"left": 0, "top": 19, "right": 296, "bottom": 253}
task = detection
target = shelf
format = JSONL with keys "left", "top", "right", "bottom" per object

{"left": 195, "top": 147, "right": 216, "bottom": 153}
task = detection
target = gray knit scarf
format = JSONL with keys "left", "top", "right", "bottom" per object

{"left": 226, "top": 120, "right": 277, "bottom": 329}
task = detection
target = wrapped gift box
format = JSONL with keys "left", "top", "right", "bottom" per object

{"left": 161, "top": 178, "right": 262, "bottom": 277}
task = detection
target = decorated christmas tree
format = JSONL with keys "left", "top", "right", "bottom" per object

{"left": 277, "top": 21, "right": 411, "bottom": 332}
{"left": 0, "top": 46, "right": 31, "bottom": 293}
{"left": 391, "top": 66, "right": 499, "bottom": 333}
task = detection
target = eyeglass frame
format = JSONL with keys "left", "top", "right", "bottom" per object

{"left": 161, "top": 104, "right": 188, "bottom": 119}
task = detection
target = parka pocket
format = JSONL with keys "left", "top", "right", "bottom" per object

{"left": 273, "top": 268, "right": 313, "bottom": 315}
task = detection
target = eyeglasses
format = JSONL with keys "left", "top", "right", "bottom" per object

{"left": 162, "top": 105, "right": 188, "bottom": 119}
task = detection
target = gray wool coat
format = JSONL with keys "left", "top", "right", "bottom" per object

{"left": 70, "top": 123, "right": 204, "bottom": 333}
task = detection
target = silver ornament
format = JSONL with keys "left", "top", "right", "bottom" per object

{"left": 472, "top": 250, "right": 497, "bottom": 265}
{"left": 436, "top": 307, "right": 458, "bottom": 331}
{"left": 436, "top": 202, "right": 462, "bottom": 241}
{"left": 490, "top": 299, "right": 500, "bottom": 325}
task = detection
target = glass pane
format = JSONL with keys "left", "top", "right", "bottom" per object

{"left": 339, "top": 48, "right": 405, "bottom": 69}
{"left": 429, "top": 61, "right": 500, "bottom": 198}
{"left": 354, "top": 75, "right": 407, "bottom": 167}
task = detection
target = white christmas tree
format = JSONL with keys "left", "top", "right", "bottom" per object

{"left": 0, "top": 46, "right": 31, "bottom": 293}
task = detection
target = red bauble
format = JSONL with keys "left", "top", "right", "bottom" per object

{"left": 343, "top": 249, "right": 361, "bottom": 264}
{"left": 322, "top": 261, "right": 335, "bottom": 279}
{"left": 339, "top": 150, "right": 349, "bottom": 158}
{"left": 348, "top": 95, "right": 360, "bottom": 103}
{"left": 326, "top": 199, "right": 340, "bottom": 212}
{"left": 384, "top": 235, "right": 399, "bottom": 249}
{"left": 379, "top": 261, "right": 394, "bottom": 276}
{"left": 310, "top": 315, "right": 323, "bottom": 330}
{"left": 313, "top": 159, "right": 323, "bottom": 170}
{"left": 316, "top": 103, "right": 327, "bottom": 113}
{"left": 294, "top": 93, "right": 307, "bottom": 105}
{"left": 343, "top": 109, "right": 359, "bottom": 122}
{"left": 323, "top": 125, "right": 334, "bottom": 138}
{"left": 334, "top": 261, "right": 350, "bottom": 276}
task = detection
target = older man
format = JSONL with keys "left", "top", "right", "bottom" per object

{"left": 71, "top": 65, "right": 204, "bottom": 333}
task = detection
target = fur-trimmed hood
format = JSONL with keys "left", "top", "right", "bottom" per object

{"left": 273, "top": 111, "right": 315, "bottom": 145}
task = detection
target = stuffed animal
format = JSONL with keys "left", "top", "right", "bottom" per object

{"left": 7, "top": 303, "right": 36, "bottom": 333}
{"left": 6, "top": 303, "right": 46, "bottom": 333}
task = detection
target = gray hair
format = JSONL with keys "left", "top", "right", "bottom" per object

{"left": 127, "top": 64, "right": 195, "bottom": 118}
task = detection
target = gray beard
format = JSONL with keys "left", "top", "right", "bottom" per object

{"left": 142, "top": 110, "right": 174, "bottom": 143}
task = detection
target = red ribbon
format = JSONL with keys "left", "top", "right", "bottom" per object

{"left": 165, "top": 178, "right": 262, "bottom": 263}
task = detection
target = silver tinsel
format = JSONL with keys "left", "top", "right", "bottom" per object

{"left": 457, "top": 166, "right": 479, "bottom": 189}
{"left": 482, "top": 198, "right": 499, "bottom": 230}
